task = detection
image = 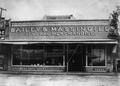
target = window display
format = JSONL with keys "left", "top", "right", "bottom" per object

{"left": 12, "top": 44, "right": 64, "bottom": 66}
{"left": 87, "top": 45, "right": 105, "bottom": 66}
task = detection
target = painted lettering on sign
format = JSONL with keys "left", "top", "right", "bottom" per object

{"left": 0, "top": 30, "right": 5, "bottom": 35}
{"left": 10, "top": 25, "right": 109, "bottom": 36}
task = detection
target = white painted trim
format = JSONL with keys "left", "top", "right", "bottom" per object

{"left": 85, "top": 66, "right": 107, "bottom": 67}
{"left": 11, "top": 65, "right": 65, "bottom": 67}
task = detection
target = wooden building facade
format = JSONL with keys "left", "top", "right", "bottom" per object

{"left": 0, "top": 17, "right": 118, "bottom": 73}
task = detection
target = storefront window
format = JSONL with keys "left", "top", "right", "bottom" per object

{"left": 12, "top": 44, "right": 64, "bottom": 66}
{"left": 87, "top": 45, "right": 105, "bottom": 66}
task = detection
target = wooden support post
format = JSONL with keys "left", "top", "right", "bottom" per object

{"left": 63, "top": 44, "right": 65, "bottom": 67}
{"left": 20, "top": 45, "right": 22, "bottom": 65}
{"left": 86, "top": 46, "right": 88, "bottom": 67}
{"left": 66, "top": 44, "right": 69, "bottom": 72}
{"left": 67, "top": 62, "right": 69, "bottom": 72}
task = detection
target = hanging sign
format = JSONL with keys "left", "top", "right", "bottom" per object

{"left": 0, "top": 21, "right": 4, "bottom": 29}
{"left": 0, "top": 29, "right": 5, "bottom": 35}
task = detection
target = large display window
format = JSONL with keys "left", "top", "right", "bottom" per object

{"left": 87, "top": 45, "right": 106, "bottom": 66}
{"left": 12, "top": 44, "right": 65, "bottom": 66}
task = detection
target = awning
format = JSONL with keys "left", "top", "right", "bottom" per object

{"left": 0, "top": 41, "right": 118, "bottom": 44}
{"left": 0, "top": 42, "right": 39, "bottom": 44}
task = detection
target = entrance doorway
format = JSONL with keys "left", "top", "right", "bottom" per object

{"left": 67, "top": 44, "right": 86, "bottom": 72}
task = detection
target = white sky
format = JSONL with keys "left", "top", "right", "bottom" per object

{"left": 0, "top": 0, "right": 120, "bottom": 21}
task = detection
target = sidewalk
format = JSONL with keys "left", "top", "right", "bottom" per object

{"left": 0, "top": 70, "right": 118, "bottom": 76}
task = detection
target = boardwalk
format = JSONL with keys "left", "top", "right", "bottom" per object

{"left": 0, "top": 74, "right": 119, "bottom": 86}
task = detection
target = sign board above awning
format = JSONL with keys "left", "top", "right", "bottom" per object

{"left": 9, "top": 20, "right": 111, "bottom": 41}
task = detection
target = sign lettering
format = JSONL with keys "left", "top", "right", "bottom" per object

{"left": 11, "top": 25, "right": 109, "bottom": 36}
{"left": 10, "top": 25, "right": 111, "bottom": 40}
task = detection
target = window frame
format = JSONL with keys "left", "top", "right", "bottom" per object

{"left": 86, "top": 45, "right": 107, "bottom": 67}
{"left": 11, "top": 44, "right": 65, "bottom": 67}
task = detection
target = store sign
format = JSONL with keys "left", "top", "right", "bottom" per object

{"left": 0, "top": 29, "right": 5, "bottom": 35}
{"left": 0, "top": 20, "right": 6, "bottom": 40}
{"left": 10, "top": 25, "right": 111, "bottom": 40}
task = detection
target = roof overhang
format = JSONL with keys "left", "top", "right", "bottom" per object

{"left": 0, "top": 39, "right": 118, "bottom": 44}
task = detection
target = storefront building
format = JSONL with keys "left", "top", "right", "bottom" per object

{"left": 0, "top": 16, "right": 118, "bottom": 73}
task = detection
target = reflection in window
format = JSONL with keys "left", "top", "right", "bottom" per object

{"left": 12, "top": 44, "right": 64, "bottom": 66}
{"left": 87, "top": 45, "right": 105, "bottom": 66}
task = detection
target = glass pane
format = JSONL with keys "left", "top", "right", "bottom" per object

{"left": 12, "top": 44, "right": 64, "bottom": 66}
{"left": 12, "top": 45, "right": 21, "bottom": 65}
{"left": 44, "top": 44, "right": 64, "bottom": 66}
{"left": 87, "top": 45, "right": 105, "bottom": 66}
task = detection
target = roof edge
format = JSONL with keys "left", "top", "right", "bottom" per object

{"left": 11, "top": 19, "right": 109, "bottom": 23}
